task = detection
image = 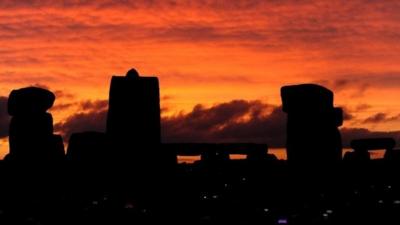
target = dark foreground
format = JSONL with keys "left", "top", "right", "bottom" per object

{"left": 0, "top": 156, "right": 400, "bottom": 225}
{"left": 2, "top": 78, "right": 399, "bottom": 224}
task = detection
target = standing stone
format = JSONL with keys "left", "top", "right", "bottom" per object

{"left": 106, "top": 68, "right": 161, "bottom": 145}
{"left": 7, "top": 87, "right": 64, "bottom": 161}
{"left": 281, "top": 84, "right": 342, "bottom": 166}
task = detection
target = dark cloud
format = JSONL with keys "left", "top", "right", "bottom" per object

{"left": 79, "top": 100, "right": 108, "bottom": 111}
{"left": 316, "top": 78, "right": 370, "bottom": 96}
{"left": 162, "top": 101, "right": 400, "bottom": 148}
{"left": 161, "top": 100, "right": 282, "bottom": 144}
{"left": 54, "top": 109, "right": 107, "bottom": 139}
{"left": 342, "top": 108, "right": 354, "bottom": 121}
{"left": 54, "top": 99, "right": 400, "bottom": 149}
{"left": 0, "top": 97, "right": 10, "bottom": 138}
{"left": 55, "top": 99, "right": 283, "bottom": 145}
{"left": 54, "top": 99, "right": 108, "bottom": 138}
{"left": 163, "top": 100, "right": 268, "bottom": 131}
{"left": 212, "top": 106, "right": 287, "bottom": 146}
{"left": 363, "top": 113, "right": 400, "bottom": 124}
{"left": 316, "top": 72, "right": 400, "bottom": 95}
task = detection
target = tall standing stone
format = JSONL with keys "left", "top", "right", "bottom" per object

{"left": 281, "top": 84, "right": 343, "bottom": 166}
{"left": 106, "top": 68, "right": 161, "bottom": 145}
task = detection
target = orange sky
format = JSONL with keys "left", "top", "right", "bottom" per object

{"left": 1, "top": 0, "right": 400, "bottom": 157}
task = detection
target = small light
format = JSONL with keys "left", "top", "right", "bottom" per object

{"left": 264, "top": 208, "right": 269, "bottom": 213}
{"left": 278, "top": 218, "right": 288, "bottom": 224}
{"left": 326, "top": 209, "right": 333, "bottom": 214}
{"left": 387, "top": 185, "right": 392, "bottom": 189}
{"left": 224, "top": 183, "right": 228, "bottom": 188}
{"left": 378, "top": 200, "right": 384, "bottom": 204}
{"left": 323, "top": 213, "right": 328, "bottom": 218}
{"left": 394, "top": 200, "right": 400, "bottom": 205}
{"left": 212, "top": 195, "right": 218, "bottom": 199}
{"left": 241, "top": 177, "right": 247, "bottom": 182}
{"left": 92, "top": 201, "right": 99, "bottom": 205}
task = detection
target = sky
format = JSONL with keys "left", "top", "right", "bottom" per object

{"left": 1, "top": 0, "right": 400, "bottom": 158}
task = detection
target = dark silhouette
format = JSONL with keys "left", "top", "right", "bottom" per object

{"left": 6, "top": 87, "right": 64, "bottom": 161}
{"left": 351, "top": 137, "right": 396, "bottom": 151}
{"left": 2, "top": 71, "right": 400, "bottom": 225}
{"left": 8, "top": 87, "right": 55, "bottom": 116}
{"left": 344, "top": 138, "right": 395, "bottom": 162}
{"left": 66, "top": 131, "right": 109, "bottom": 162}
{"left": 281, "top": 84, "right": 343, "bottom": 165}
{"left": 106, "top": 68, "right": 160, "bottom": 144}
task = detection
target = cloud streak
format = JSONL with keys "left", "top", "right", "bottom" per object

{"left": 363, "top": 113, "right": 400, "bottom": 124}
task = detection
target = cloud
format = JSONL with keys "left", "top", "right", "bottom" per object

{"left": 211, "top": 106, "right": 287, "bottom": 146}
{"left": 79, "top": 99, "right": 108, "bottom": 111}
{"left": 54, "top": 109, "right": 107, "bottom": 139}
{"left": 54, "top": 98, "right": 400, "bottom": 149}
{"left": 342, "top": 108, "right": 354, "bottom": 121}
{"left": 2, "top": 0, "right": 399, "bottom": 48}
{"left": 0, "top": 97, "right": 10, "bottom": 138}
{"left": 54, "top": 99, "right": 108, "bottom": 138}
{"left": 1, "top": 0, "right": 400, "bottom": 153}
{"left": 2, "top": 0, "right": 400, "bottom": 97}
{"left": 49, "top": 89, "right": 76, "bottom": 111}
{"left": 161, "top": 100, "right": 284, "bottom": 144}
{"left": 316, "top": 78, "right": 370, "bottom": 97}
{"left": 55, "top": 99, "right": 285, "bottom": 145}
{"left": 316, "top": 72, "right": 400, "bottom": 95}
{"left": 363, "top": 113, "right": 400, "bottom": 124}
